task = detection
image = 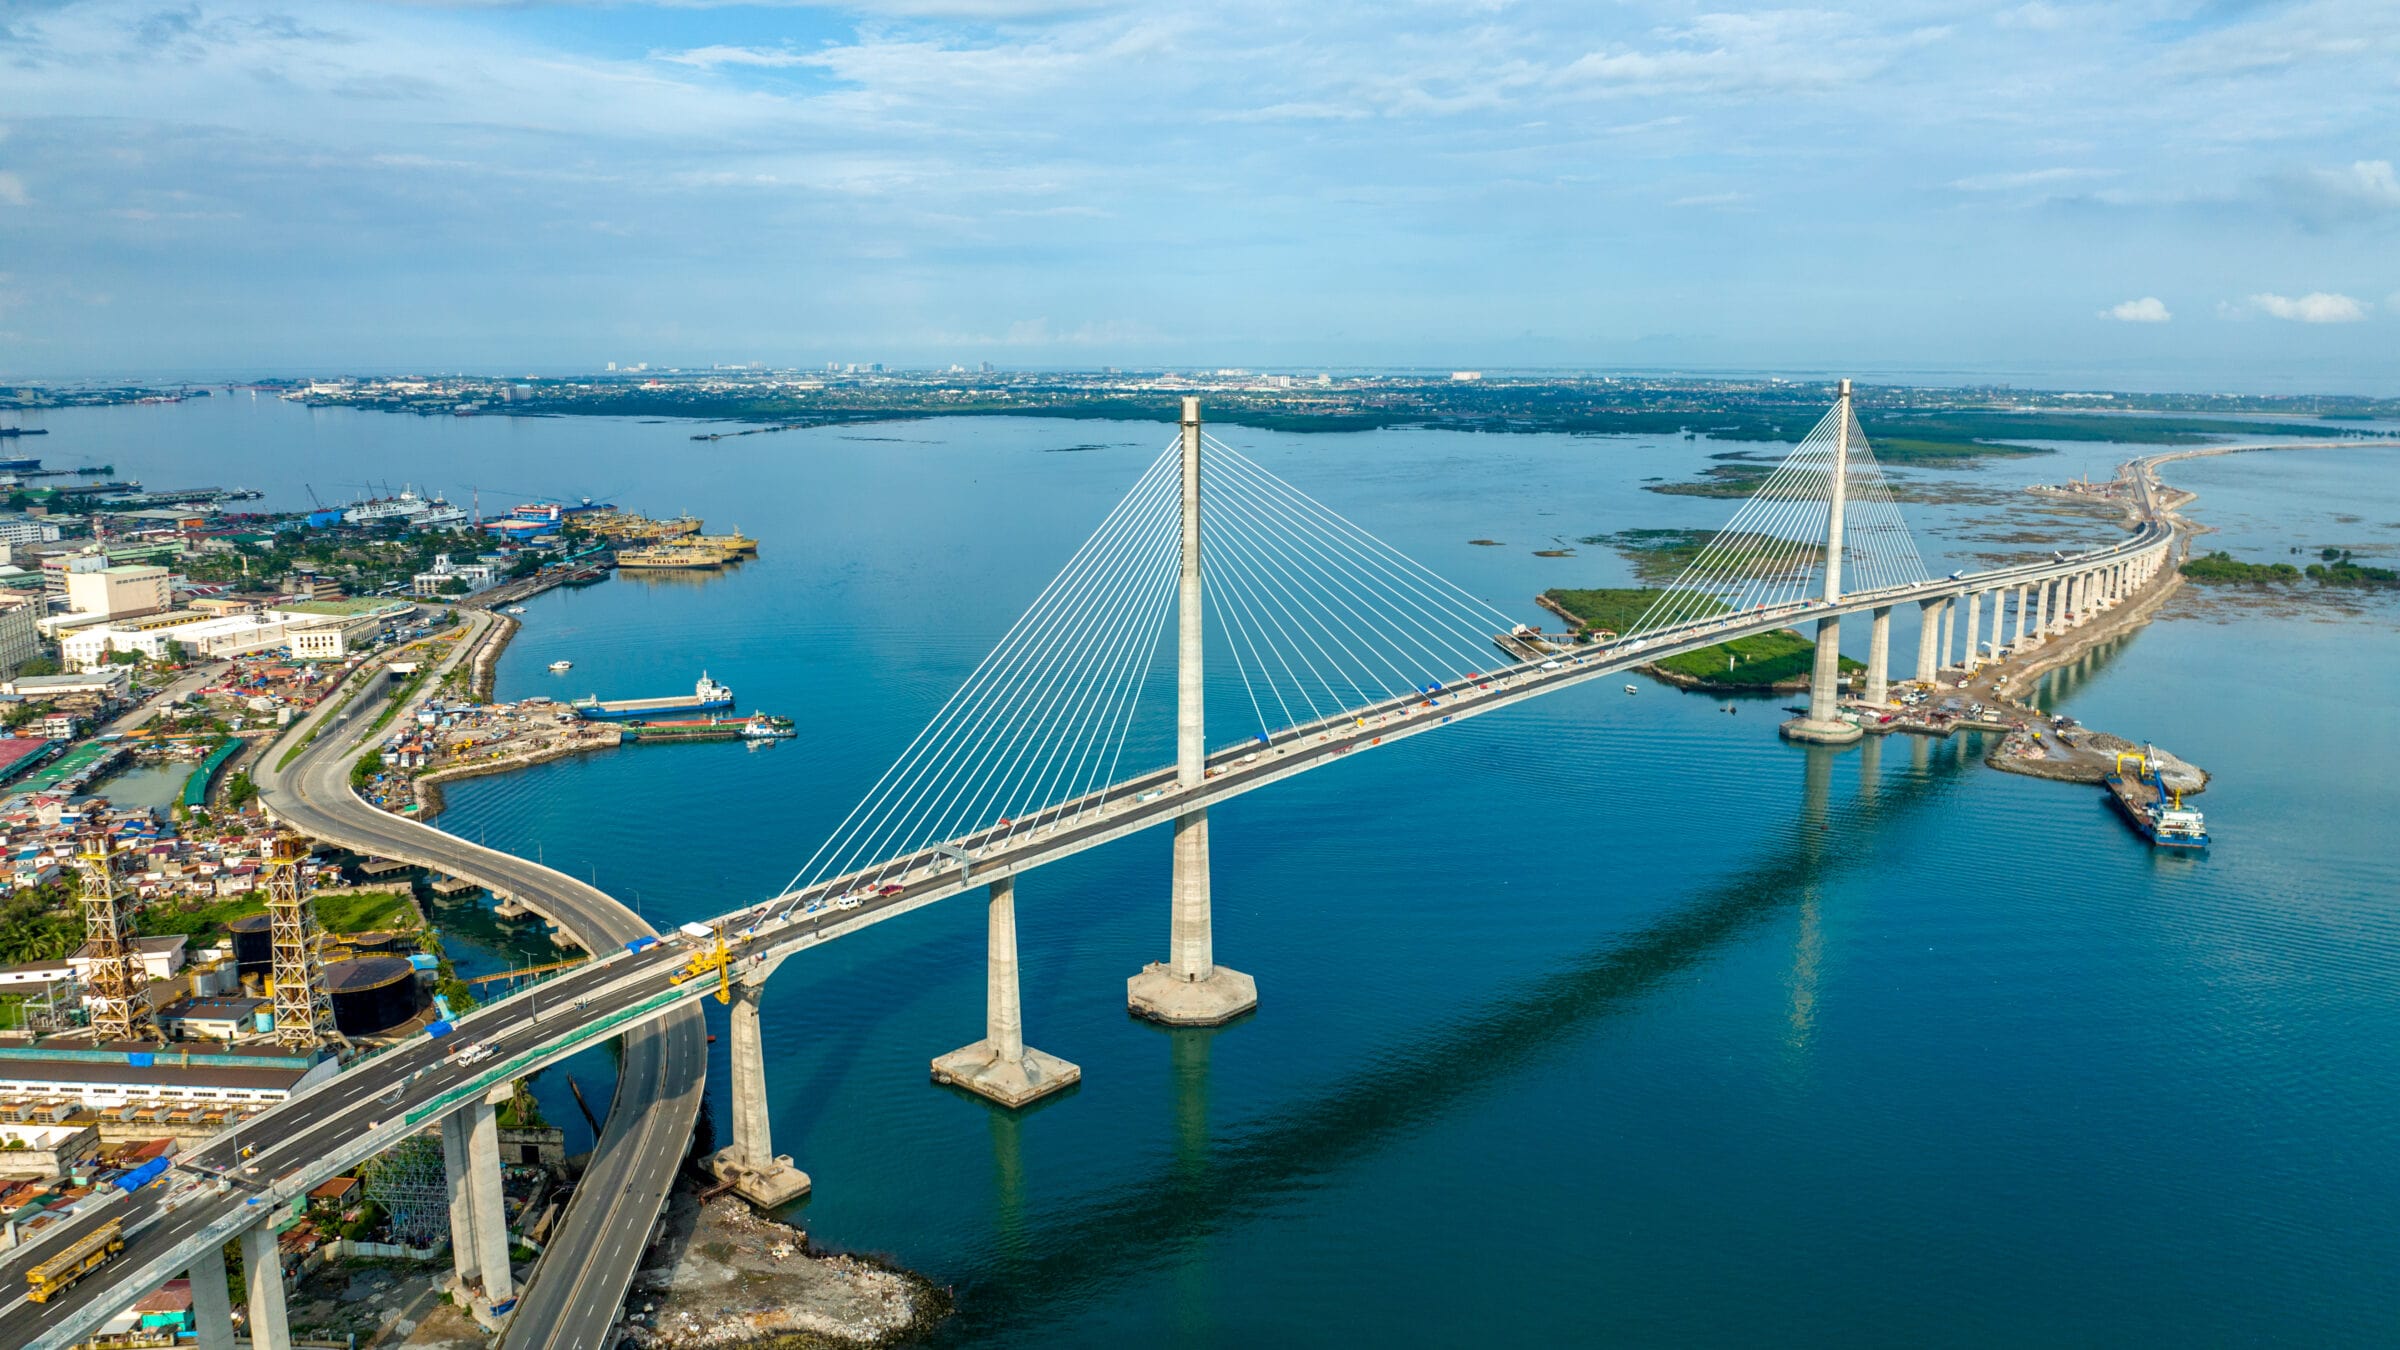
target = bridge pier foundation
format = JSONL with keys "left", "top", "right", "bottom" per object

{"left": 934, "top": 874, "right": 1081, "bottom": 1107}
{"left": 189, "top": 1240, "right": 236, "bottom": 1350}
{"left": 1863, "top": 606, "right": 1891, "bottom": 705}
{"left": 240, "top": 1219, "right": 293, "bottom": 1350}
{"left": 1915, "top": 598, "right": 1942, "bottom": 684}
{"left": 1129, "top": 807, "right": 1260, "bottom": 1023}
{"left": 712, "top": 968, "right": 812, "bottom": 1208}
{"left": 1781, "top": 614, "right": 1862, "bottom": 744}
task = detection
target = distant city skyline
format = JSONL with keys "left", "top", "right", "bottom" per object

{"left": 2, "top": 1, "right": 2396, "bottom": 392}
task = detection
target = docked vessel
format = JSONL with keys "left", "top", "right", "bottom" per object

{"left": 574, "top": 673, "right": 734, "bottom": 720}
{"left": 690, "top": 530, "right": 758, "bottom": 556}
{"left": 616, "top": 544, "right": 725, "bottom": 570}
{"left": 741, "top": 713, "right": 794, "bottom": 739}
{"left": 548, "top": 660, "right": 572, "bottom": 672}
{"left": 507, "top": 605, "right": 528, "bottom": 614}
{"left": 2104, "top": 749, "right": 2209, "bottom": 849}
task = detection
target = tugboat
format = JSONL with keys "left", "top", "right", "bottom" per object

{"left": 741, "top": 713, "right": 795, "bottom": 740}
{"left": 2104, "top": 748, "right": 2209, "bottom": 849}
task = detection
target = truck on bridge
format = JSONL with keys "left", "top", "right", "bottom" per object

{"left": 25, "top": 1218, "right": 126, "bottom": 1304}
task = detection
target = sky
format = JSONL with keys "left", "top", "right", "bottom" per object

{"left": 1, "top": 1, "right": 2396, "bottom": 390}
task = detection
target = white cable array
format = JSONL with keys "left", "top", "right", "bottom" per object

{"left": 1626, "top": 396, "right": 1927, "bottom": 640}
{"left": 1201, "top": 436, "right": 1526, "bottom": 742}
{"left": 771, "top": 421, "right": 1545, "bottom": 913}
{"left": 772, "top": 439, "right": 1183, "bottom": 912}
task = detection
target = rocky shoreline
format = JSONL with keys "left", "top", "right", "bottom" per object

{"left": 622, "top": 1191, "right": 952, "bottom": 1349}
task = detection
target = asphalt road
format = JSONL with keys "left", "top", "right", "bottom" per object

{"left": 252, "top": 616, "right": 707, "bottom": 1350}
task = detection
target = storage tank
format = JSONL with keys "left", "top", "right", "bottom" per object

{"left": 325, "top": 956, "right": 418, "bottom": 1036}
{"left": 229, "top": 914, "right": 274, "bottom": 976}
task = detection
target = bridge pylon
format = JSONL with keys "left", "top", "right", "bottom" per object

{"left": 1783, "top": 378, "right": 1866, "bottom": 745}
{"left": 1129, "top": 397, "right": 1258, "bottom": 1026}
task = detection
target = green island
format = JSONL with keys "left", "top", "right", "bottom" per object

{"left": 2184, "top": 548, "right": 2400, "bottom": 588}
{"left": 1540, "top": 586, "right": 1862, "bottom": 691}
{"left": 1581, "top": 528, "right": 1820, "bottom": 584}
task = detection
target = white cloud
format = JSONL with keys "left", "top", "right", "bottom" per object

{"left": 1950, "top": 167, "right": 2113, "bottom": 193}
{"left": 2101, "top": 297, "right": 2170, "bottom": 322}
{"left": 2250, "top": 291, "right": 2368, "bottom": 323}
{"left": 654, "top": 46, "right": 811, "bottom": 70}
{"left": 0, "top": 173, "right": 25, "bottom": 207}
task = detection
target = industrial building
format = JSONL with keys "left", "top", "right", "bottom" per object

{"left": 64, "top": 563, "right": 172, "bottom": 620}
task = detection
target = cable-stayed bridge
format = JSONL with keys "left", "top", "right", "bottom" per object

{"left": 16, "top": 382, "right": 2178, "bottom": 1350}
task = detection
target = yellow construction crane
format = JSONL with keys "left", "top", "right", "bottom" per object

{"left": 667, "top": 929, "right": 733, "bottom": 1004}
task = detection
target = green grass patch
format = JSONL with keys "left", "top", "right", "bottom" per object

{"left": 141, "top": 890, "right": 270, "bottom": 939}
{"left": 1542, "top": 587, "right": 1728, "bottom": 633}
{"left": 313, "top": 889, "right": 421, "bottom": 933}
{"left": 1649, "top": 630, "right": 1864, "bottom": 690}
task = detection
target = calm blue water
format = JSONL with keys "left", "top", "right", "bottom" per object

{"left": 27, "top": 395, "right": 2400, "bottom": 1344}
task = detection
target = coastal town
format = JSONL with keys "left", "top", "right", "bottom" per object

{"left": 0, "top": 456, "right": 889, "bottom": 1348}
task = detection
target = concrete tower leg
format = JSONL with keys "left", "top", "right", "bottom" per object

{"left": 1961, "top": 591, "right": 1983, "bottom": 671}
{"left": 1863, "top": 606, "right": 1891, "bottom": 705}
{"left": 934, "top": 875, "right": 1081, "bottom": 1107}
{"left": 189, "top": 1242, "right": 236, "bottom": 1350}
{"left": 1130, "top": 807, "right": 1258, "bottom": 1022}
{"left": 464, "top": 1097, "right": 513, "bottom": 1308}
{"left": 2012, "top": 585, "right": 2028, "bottom": 650}
{"left": 240, "top": 1222, "right": 292, "bottom": 1350}
{"left": 1936, "top": 601, "right": 1954, "bottom": 671}
{"left": 1782, "top": 378, "right": 1863, "bottom": 745}
{"left": 2041, "top": 578, "right": 2057, "bottom": 636}
{"left": 439, "top": 1108, "right": 480, "bottom": 1293}
{"left": 710, "top": 962, "right": 810, "bottom": 1207}
{"left": 1914, "top": 598, "right": 1941, "bottom": 685}
{"left": 1131, "top": 397, "right": 1258, "bottom": 1023}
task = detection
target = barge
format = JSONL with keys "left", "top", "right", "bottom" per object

{"left": 574, "top": 673, "right": 733, "bottom": 721}
{"left": 2104, "top": 749, "right": 2209, "bottom": 849}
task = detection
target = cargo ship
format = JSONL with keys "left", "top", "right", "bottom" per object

{"left": 616, "top": 544, "right": 724, "bottom": 570}
{"left": 574, "top": 673, "right": 734, "bottom": 721}
{"left": 2104, "top": 749, "right": 2209, "bottom": 849}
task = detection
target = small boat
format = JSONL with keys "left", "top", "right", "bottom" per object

{"left": 1624, "top": 684, "right": 1638, "bottom": 695}
{"left": 548, "top": 660, "right": 573, "bottom": 673}
{"left": 506, "top": 605, "right": 527, "bottom": 615}
{"left": 741, "top": 714, "right": 795, "bottom": 740}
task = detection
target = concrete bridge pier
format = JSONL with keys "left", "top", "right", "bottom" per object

{"left": 2011, "top": 585, "right": 2029, "bottom": 651}
{"left": 1863, "top": 606, "right": 1891, "bottom": 705}
{"left": 934, "top": 874, "right": 1081, "bottom": 1107}
{"left": 188, "top": 1240, "right": 236, "bottom": 1350}
{"left": 1936, "top": 600, "right": 1954, "bottom": 672}
{"left": 240, "top": 1220, "right": 293, "bottom": 1350}
{"left": 1914, "top": 598, "right": 1942, "bottom": 684}
{"left": 712, "top": 959, "right": 812, "bottom": 1207}
{"left": 1961, "top": 591, "right": 1983, "bottom": 671}
{"left": 465, "top": 1092, "right": 513, "bottom": 1310}
{"left": 439, "top": 1108, "right": 482, "bottom": 1295}
{"left": 1130, "top": 806, "right": 1259, "bottom": 1022}
{"left": 1131, "top": 397, "right": 1260, "bottom": 1023}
